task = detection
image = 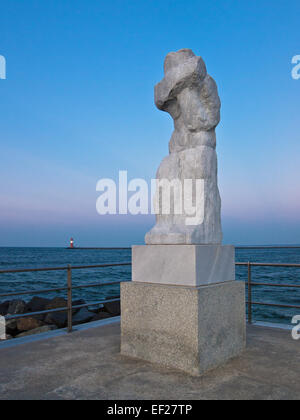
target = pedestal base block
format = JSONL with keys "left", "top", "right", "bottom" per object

{"left": 121, "top": 281, "right": 245, "bottom": 376}
{"left": 132, "top": 245, "right": 235, "bottom": 286}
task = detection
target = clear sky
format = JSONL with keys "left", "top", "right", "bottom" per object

{"left": 0, "top": 0, "right": 299, "bottom": 247}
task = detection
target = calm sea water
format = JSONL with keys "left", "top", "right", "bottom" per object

{"left": 0, "top": 247, "right": 299, "bottom": 325}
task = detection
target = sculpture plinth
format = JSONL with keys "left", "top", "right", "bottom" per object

{"left": 132, "top": 244, "right": 235, "bottom": 287}
{"left": 121, "top": 49, "right": 246, "bottom": 375}
{"left": 121, "top": 281, "right": 245, "bottom": 376}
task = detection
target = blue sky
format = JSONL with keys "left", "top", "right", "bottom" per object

{"left": 0, "top": 0, "right": 299, "bottom": 246}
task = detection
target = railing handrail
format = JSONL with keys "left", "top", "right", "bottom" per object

{"left": 236, "top": 262, "right": 300, "bottom": 267}
{"left": 0, "top": 262, "right": 131, "bottom": 275}
{"left": 241, "top": 261, "right": 300, "bottom": 324}
{"left": 0, "top": 279, "right": 130, "bottom": 299}
{"left": 0, "top": 261, "right": 299, "bottom": 275}
{"left": 4, "top": 297, "right": 122, "bottom": 321}
{"left": 0, "top": 260, "right": 300, "bottom": 330}
{"left": 0, "top": 262, "right": 131, "bottom": 334}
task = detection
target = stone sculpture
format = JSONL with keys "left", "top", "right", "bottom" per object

{"left": 145, "top": 49, "right": 223, "bottom": 245}
{"left": 121, "top": 50, "right": 245, "bottom": 375}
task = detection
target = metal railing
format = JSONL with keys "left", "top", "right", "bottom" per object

{"left": 0, "top": 261, "right": 300, "bottom": 332}
{"left": 0, "top": 263, "right": 131, "bottom": 333}
{"left": 237, "top": 262, "right": 300, "bottom": 324}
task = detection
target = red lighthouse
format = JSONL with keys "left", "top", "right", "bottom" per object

{"left": 70, "top": 238, "right": 74, "bottom": 249}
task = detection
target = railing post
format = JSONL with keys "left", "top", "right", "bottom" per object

{"left": 248, "top": 262, "right": 252, "bottom": 324}
{"left": 67, "top": 265, "right": 72, "bottom": 333}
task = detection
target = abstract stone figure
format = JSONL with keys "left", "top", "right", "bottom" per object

{"left": 122, "top": 52, "right": 245, "bottom": 374}
{"left": 145, "top": 49, "right": 223, "bottom": 245}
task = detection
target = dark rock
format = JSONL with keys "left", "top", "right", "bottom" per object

{"left": 89, "top": 305, "right": 104, "bottom": 314}
{"left": 7, "top": 299, "right": 26, "bottom": 315}
{"left": 25, "top": 296, "right": 51, "bottom": 313}
{"left": 0, "top": 301, "right": 10, "bottom": 316}
{"left": 17, "top": 317, "right": 43, "bottom": 332}
{"left": 16, "top": 325, "right": 57, "bottom": 338}
{"left": 72, "top": 308, "right": 94, "bottom": 326}
{"left": 72, "top": 299, "right": 86, "bottom": 314}
{"left": 91, "top": 312, "right": 112, "bottom": 322}
{"left": 31, "top": 313, "right": 46, "bottom": 322}
{"left": 44, "top": 312, "right": 68, "bottom": 328}
{"left": 46, "top": 297, "right": 67, "bottom": 311}
{"left": 6, "top": 319, "right": 18, "bottom": 335}
{"left": 103, "top": 300, "right": 120, "bottom": 316}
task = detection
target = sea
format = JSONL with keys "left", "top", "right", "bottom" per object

{"left": 0, "top": 247, "right": 299, "bottom": 326}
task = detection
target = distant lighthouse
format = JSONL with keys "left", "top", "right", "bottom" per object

{"left": 70, "top": 238, "right": 74, "bottom": 249}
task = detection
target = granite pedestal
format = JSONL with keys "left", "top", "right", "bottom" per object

{"left": 121, "top": 245, "right": 246, "bottom": 376}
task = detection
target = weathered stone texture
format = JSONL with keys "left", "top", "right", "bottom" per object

{"left": 121, "top": 281, "right": 246, "bottom": 375}
{"left": 146, "top": 49, "right": 222, "bottom": 245}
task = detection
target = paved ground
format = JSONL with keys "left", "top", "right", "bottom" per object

{"left": 0, "top": 320, "right": 299, "bottom": 400}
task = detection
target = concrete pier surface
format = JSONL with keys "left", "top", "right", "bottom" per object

{"left": 0, "top": 320, "right": 299, "bottom": 400}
